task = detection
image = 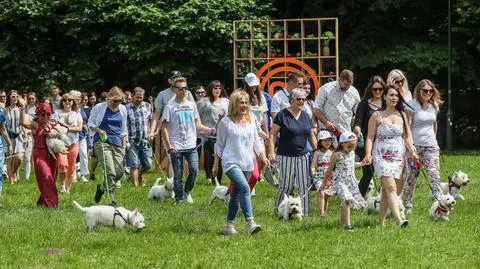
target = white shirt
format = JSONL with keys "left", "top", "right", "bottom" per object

{"left": 408, "top": 99, "right": 438, "bottom": 147}
{"left": 161, "top": 99, "right": 199, "bottom": 150}
{"left": 313, "top": 81, "right": 360, "bottom": 132}
{"left": 52, "top": 110, "right": 83, "bottom": 145}
{"left": 271, "top": 88, "right": 312, "bottom": 118}
{"left": 214, "top": 116, "right": 265, "bottom": 173}
{"left": 250, "top": 94, "right": 268, "bottom": 128}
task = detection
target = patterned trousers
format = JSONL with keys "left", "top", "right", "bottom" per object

{"left": 275, "top": 154, "right": 311, "bottom": 216}
{"left": 402, "top": 145, "right": 443, "bottom": 209}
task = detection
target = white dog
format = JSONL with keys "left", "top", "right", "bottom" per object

{"left": 365, "top": 180, "right": 376, "bottom": 200}
{"left": 440, "top": 171, "right": 470, "bottom": 201}
{"left": 46, "top": 122, "right": 69, "bottom": 159}
{"left": 73, "top": 201, "right": 145, "bottom": 232}
{"left": 277, "top": 194, "right": 303, "bottom": 221}
{"left": 366, "top": 192, "right": 405, "bottom": 219}
{"left": 147, "top": 177, "right": 174, "bottom": 200}
{"left": 208, "top": 177, "right": 230, "bottom": 205}
{"left": 429, "top": 194, "right": 456, "bottom": 221}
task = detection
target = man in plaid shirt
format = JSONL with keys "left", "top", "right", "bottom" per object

{"left": 126, "top": 87, "right": 156, "bottom": 187}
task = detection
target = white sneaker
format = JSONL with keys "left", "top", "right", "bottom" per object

{"left": 79, "top": 176, "right": 89, "bottom": 184}
{"left": 115, "top": 181, "right": 122, "bottom": 189}
{"left": 184, "top": 192, "right": 194, "bottom": 204}
{"left": 251, "top": 188, "right": 256, "bottom": 197}
{"left": 223, "top": 223, "right": 238, "bottom": 236}
{"left": 248, "top": 222, "right": 261, "bottom": 235}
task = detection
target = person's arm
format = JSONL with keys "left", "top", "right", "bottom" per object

{"left": 160, "top": 120, "right": 175, "bottom": 155}
{"left": 363, "top": 112, "right": 378, "bottom": 165}
{"left": 402, "top": 111, "right": 418, "bottom": 160}
{"left": 66, "top": 113, "right": 83, "bottom": 132}
{"left": 312, "top": 86, "right": 335, "bottom": 131}
{"left": 353, "top": 100, "right": 367, "bottom": 138}
{"left": 212, "top": 118, "right": 228, "bottom": 176}
{"left": 311, "top": 151, "right": 319, "bottom": 176}
{"left": 308, "top": 128, "right": 317, "bottom": 151}
{"left": 267, "top": 124, "right": 280, "bottom": 162}
{"left": 0, "top": 123, "right": 12, "bottom": 155}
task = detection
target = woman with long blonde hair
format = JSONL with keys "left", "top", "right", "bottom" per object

{"left": 212, "top": 90, "right": 269, "bottom": 235}
{"left": 402, "top": 79, "right": 443, "bottom": 213}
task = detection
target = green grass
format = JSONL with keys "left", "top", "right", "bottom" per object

{"left": 0, "top": 153, "right": 479, "bottom": 268}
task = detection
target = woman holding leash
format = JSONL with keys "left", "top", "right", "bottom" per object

{"left": 213, "top": 90, "right": 269, "bottom": 235}
{"left": 402, "top": 79, "right": 443, "bottom": 213}
{"left": 19, "top": 100, "right": 59, "bottom": 207}
{"left": 364, "top": 85, "right": 418, "bottom": 227}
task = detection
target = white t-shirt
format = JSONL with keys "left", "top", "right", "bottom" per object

{"left": 250, "top": 94, "right": 268, "bottom": 128}
{"left": 52, "top": 110, "right": 83, "bottom": 145}
{"left": 161, "top": 99, "right": 199, "bottom": 150}
{"left": 408, "top": 99, "right": 438, "bottom": 147}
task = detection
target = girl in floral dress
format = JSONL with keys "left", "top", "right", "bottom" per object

{"left": 323, "top": 131, "right": 367, "bottom": 231}
{"left": 311, "top": 130, "right": 335, "bottom": 216}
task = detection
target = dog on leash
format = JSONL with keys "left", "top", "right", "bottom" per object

{"left": 440, "top": 171, "right": 470, "bottom": 201}
{"left": 429, "top": 194, "right": 456, "bottom": 221}
{"left": 208, "top": 177, "right": 230, "bottom": 205}
{"left": 73, "top": 201, "right": 145, "bottom": 232}
{"left": 277, "top": 194, "right": 303, "bottom": 221}
{"left": 147, "top": 177, "right": 174, "bottom": 200}
{"left": 366, "top": 192, "right": 405, "bottom": 219}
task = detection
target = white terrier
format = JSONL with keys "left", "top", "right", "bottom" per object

{"left": 366, "top": 192, "right": 405, "bottom": 219}
{"left": 208, "top": 177, "right": 230, "bottom": 205}
{"left": 277, "top": 193, "right": 303, "bottom": 221}
{"left": 46, "top": 123, "right": 69, "bottom": 159}
{"left": 73, "top": 201, "right": 145, "bottom": 232}
{"left": 440, "top": 171, "right": 470, "bottom": 201}
{"left": 429, "top": 194, "right": 456, "bottom": 221}
{"left": 365, "top": 180, "right": 376, "bottom": 200}
{"left": 147, "top": 177, "right": 174, "bottom": 200}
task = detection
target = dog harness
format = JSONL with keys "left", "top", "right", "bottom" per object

{"left": 434, "top": 205, "right": 450, "bottom": 216}
{"left": 113, "top": 209, "right": 129, "bottom": 227}
{"left": 448, "top": 176, "right": 462, "bottom": 194}
{"left": 44, "top": 120, "right": 69, "bottom": 136}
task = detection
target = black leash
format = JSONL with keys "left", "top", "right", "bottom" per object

{"left": 113, "top": 209, "right": 129, "bottom": 227}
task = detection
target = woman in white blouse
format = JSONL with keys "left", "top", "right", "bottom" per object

{"left": 212, "top": 90, "right": 269, "bottom": 236}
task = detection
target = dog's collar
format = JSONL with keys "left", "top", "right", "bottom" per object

{"left": 113, "top": 209, "right": 130, "bottom": 226}
{"left": 434, "top": 205, "right": 450, "bottom": 216}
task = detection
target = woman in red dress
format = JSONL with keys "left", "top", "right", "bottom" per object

{"left": 20, "top": 100, "right": 59, "bottom": 207}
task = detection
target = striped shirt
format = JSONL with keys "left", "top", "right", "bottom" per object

{"left": 126, "top": 101, "right": 152, "bottom": 144}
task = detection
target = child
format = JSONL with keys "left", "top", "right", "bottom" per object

{"left": 160, "top": 77, "right": 215, "bottom": 204}
{"left": 323, "top": 131, "right": 367, "bottom": 231}
{"left": 311, "top": 131, "right": 335, "bottom": 216}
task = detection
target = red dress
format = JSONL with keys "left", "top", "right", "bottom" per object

{"left": 33, "top": 123, "right": 58, "bottom": 207}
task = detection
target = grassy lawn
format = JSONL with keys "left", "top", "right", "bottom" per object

{"left": 0, "top": 153, "right": 478, "bottom": 268}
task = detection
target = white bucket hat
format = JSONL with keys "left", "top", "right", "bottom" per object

{"left": 317, "top": 130, "right": 332, "bottom": 141}
{"left": 338, "top": 131, "right": 357, "bottom": 143}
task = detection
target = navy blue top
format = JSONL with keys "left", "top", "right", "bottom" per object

{"left": 262, "top": 91, "right": 272, "bottom": 130}
{"left": 274, "top": 108, "right": 312, "bottom": 157}
{"left": 93, "top": 107, "right": 123, "bottom": 147}
{"left": 79, "top": 107, "right": 89, "bottom": 140}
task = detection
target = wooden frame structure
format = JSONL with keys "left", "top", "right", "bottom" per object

{"left": 233, "top": 18, "right": 339, "bottom": 95}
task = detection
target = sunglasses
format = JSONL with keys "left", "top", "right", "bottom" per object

{"left": 62, "top": 99, "right": 74, "bottom": 102}
{"left": 176, "top": 86, "right": 189, "bottom": 91}
{"left": 372, "top": 87, "right": 384, "bottom": 92}
{"left": 421, "top": 89, "right": 434, "bottom": 94}
{"left": 295, "top": 97, "right": 307, "bottom": 102}
{"left": 394, "top": 79, "right": 405, "bottom": 84}
{"left": 196, "top": 91, "right": 206, "bottom": 95}
{"left": 111, "top": 99, "right": 123, "bottom": 103}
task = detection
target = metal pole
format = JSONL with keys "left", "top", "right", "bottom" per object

{"left": 446, "top": 0, "right": 453, "bottom": 150}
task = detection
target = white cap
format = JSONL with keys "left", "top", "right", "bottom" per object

{"left": 317, "top": 130, "right": 332, "bottom": 140}
{"left": 338, "top": 131, "right": 357, "bottom": 143}
{"left": 245, "top": 73, "right": 260, "bottom": 87}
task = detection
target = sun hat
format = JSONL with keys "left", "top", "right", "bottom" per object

{"left": 245, "top": 73, "right": 260, "bottom": 87}
{"left": 317, "top": 130, "right": 332, "bottom": 141}
{"left": 338, "top": 131, "right": 357, "bottom": 143}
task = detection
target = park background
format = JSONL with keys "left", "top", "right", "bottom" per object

{"left": 1, "top": 0, "right": 479, "bottom": 149}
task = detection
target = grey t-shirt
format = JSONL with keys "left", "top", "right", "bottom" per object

{"left": 154, "top": 87, "right": 195, "bottom": 115}
{"left": 161, "top": 99, "right": 199, "bottom": 150}
{"left": 408, "top": 99, "right": 438, "bottom": 147}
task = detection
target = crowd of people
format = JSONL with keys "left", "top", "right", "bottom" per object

{"left": 0, "top": 68, "right": 444, "bottom": 235}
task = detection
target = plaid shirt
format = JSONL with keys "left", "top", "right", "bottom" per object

{"left": 127, "top": 101, "right": 152, "bottom": 144}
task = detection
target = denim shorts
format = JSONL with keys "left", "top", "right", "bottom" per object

{"left": 126, "top": 142, "right": 152, "bottom": 170}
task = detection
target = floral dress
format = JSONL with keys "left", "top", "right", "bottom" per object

{"left": 333, "top": 151, "right": 367, "bottom": 209}
{"left": 312, "top": 150, "right": 335, "bottom": 195}
{"left": 372, "top": 112, "right": 405, "bottom": 179}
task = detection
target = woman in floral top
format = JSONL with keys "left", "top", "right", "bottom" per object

{"left": 364, "top": 85, "right": 418, "bottom": 228}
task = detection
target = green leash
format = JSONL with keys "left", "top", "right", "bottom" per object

{"left": 100, "top": 135, "right": 112, "bottom": 203}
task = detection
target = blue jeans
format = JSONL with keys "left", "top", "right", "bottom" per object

{"left": 226, "top": 167, "right": 253, "bottom": 221}
{"left": 170, "top": 148, "right": 198, "bottom": 201}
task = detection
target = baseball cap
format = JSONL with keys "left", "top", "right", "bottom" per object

{"left": 338, "top": 131, "right": 357, "bottom": 143}
{"left": 317, "top": 130, "right": 332, "bottom": 141}
{"left": 169, "top": 70, "right": 182, "bottom": 80}
{"left": 245, "top": 73, "right": 260, "bottom": 87}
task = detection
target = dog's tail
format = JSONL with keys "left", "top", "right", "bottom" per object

{"left": 72, "top": 201, "right": 87, "bottom": 212}
{"left": 153, "top": 177, "right": 162, "bottom": 186}
{"left": 214, "top": 177, "right": 220, "bottom": 188}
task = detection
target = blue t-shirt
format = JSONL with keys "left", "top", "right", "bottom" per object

{"left": 274, "top": 108, "right": 312, "bottom": 157}
{"left": 93, "top": 107, "right": 123, "bottom": 147}
{"left": 262, "top": 91, "right": 272, "bottom": 130}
